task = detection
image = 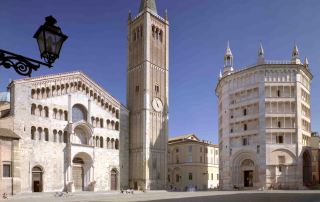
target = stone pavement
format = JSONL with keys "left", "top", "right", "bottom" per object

{"left": 3, "top": 190, "right": 320, "bottom": 202}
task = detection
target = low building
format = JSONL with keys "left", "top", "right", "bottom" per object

{"left": 167, "top": 134, "right": 219, "bottom": 191}
{"left": 311, "top": 132, "right": 320, "bottom": 185}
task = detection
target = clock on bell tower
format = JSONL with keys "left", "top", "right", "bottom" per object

{"left": 127, "top": 0, "right": 169, "bottom": 190}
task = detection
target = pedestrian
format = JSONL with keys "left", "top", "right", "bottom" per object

{"left": 2, "top": 193, "right": 8, "bottom": 199}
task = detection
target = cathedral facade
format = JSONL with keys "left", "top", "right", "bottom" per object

{"left": 216, "top": 43, "right": 313, "bottom": 190}
{"left": 0, "top": 71, "right": 129, "bottom": 193}
{"left": 0, "top": 0, "right": 168, "bottom": 194}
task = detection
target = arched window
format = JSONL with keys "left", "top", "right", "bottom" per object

{"left": 100, "top": 118, "right": 104, "bottom": 128}
{"left": 31, "top": 89, "right": 36, "bottom": 99}
{"left": 95, "top": 117, "right": 99, "bottom": 127}
{"left": 31, "top": 104, "right": 36, "bottom": 115}
{"left": 159, "top": 30, "right": 163, "bottom": 42}
{"left": 100, "top": 137, "right": 104, "bottom": 148}
{"left": 31, "top": 126, "right": 36, "bottom": 140}
{"left": 244, "top": 124, "right": 247, "bottom": 131}
{"left": 36, "top": 89, "right": 40, "bottom": 99}
{"left": 106, "top": 137, "right": 110, "bottom": 149}
{"left": 107, "top": 120, "right": 111, "bottom": 129}
{"left": 91, "top": 117, "right": 95, "bottom": 125}
{"left": 152, "top": 25, "right": 155, "bottom": 37}
{"left": 96, "top": 137, "right": 99, "bottom": 146}
{"left": 61, "top": 84, "right": 65, "bottom": 94}
{"left": 41, "top": 88, "right": 45, "bottom": 98}
{"left": 53, "top": 108, "right": 57, "bottom": 119}
{"left": 44, "top": 128, "right": 49, "bottom": 141}
{"left": 64, "top": 111, "right": 68, "bottom": 121}
{"left": 111, "top": 138, "right": 115, "bottom": 149}
{"left": 59, "top": 109, "right": 63, "bottom": 120}
{"left": 58, "top": 131, "right": 63, "bottom": 143}
{"left": 38, "top": 105, "right": 43, "bottom": 117}
{"left": 111, "top": 121, "right": 115, "bottom": 130}
{"left": 52, "top": 86, "right": 56, "bottom": 96}
{"left": 53, "top": 130, "right": 57, "bottom": 142}
{"left": 115, "top": 122, "right": 119, "bottom": 131}
{"left": 72, "top": 104, "right": 87, "bottom": 122}
{"left": 37, "top": 127, "right": 42, "bottom": 140}
{"left": 46, "top": 87, "right": 50, "bottom": 98}
{"left": 44, "top": 107, "right": 49, "bottom": 118}
{"left": 115, "top": 139, "right": 119, "bottom": 150}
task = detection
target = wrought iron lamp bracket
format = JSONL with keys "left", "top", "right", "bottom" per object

{"left": 0, "top": 49, "right": 52, "bottom": 77}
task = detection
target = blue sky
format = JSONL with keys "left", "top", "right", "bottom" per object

{"left": 0, "top": 0, "right": 319, "bottom": 143}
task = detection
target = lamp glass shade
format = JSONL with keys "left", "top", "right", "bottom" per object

{"left": 34, "top": 17, "right": 68, "bottom": 65}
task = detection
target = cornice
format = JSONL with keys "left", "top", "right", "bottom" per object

{"left": 215, "top": 63, "right": 313, "bottom": 94}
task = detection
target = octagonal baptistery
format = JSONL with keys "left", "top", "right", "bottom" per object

{"left": 0, "top": 71, "right": 129, "bottom": 194}
{"left": 215, "top": 43, "right": 313, "bottom": 190}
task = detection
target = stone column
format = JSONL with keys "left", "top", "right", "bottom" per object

{"left": 68, "top": 95, "right": 72, "bottom": 123}
{"left": 87, "top": 99, "right": 91, "bottom": 123}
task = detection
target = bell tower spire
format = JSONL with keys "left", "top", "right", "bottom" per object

{"left": 257, "top": 42, "right": 265, "bottom": 64}
{"left": 139, "top": 0, "right": 158, "bottom": 14}
{"left": 223, "top": 41, "right": 234, "bottom": 75}
{"left": 291, "top": 43, "right": 301, "bottom": 64}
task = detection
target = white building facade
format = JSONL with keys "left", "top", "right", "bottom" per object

{"left": 0, "top": 71, "right": 129, "bottom": 193}
{"left": 216, "top": 43, "right": 313, "bottom": 190}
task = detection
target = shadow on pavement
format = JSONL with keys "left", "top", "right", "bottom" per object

{"left": 149, "top": 193, "right": 320, "bottom": 202}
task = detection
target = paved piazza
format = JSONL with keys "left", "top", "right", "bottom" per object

{"left": 5, "top": 191, "right": 320, "bottom": 202}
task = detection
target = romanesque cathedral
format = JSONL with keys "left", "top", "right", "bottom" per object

{"left": 0, "top": 0, "right": 168, "bottom": 193}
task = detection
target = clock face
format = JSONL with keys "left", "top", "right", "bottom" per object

{"left": 152, "top": 98, "right": 163, "bottom": 112}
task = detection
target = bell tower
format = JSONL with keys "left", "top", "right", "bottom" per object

{"left": 127, "top": 0, "right": 169, "bottom": 190}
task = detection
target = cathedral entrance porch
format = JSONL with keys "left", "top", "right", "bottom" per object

{"left": 69, "top": 152, "right": 94, "bottom": 192}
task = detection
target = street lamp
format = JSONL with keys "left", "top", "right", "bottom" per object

{"left": 0, "top": 16, "right": 68, "bottom": 77}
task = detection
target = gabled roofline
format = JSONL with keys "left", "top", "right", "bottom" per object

{"left": 7, "top": 70, "right": 129, "bottom": 112}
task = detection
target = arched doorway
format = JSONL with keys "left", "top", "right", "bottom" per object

{"left": 303, "top": 151, "right": 312, "bottom": 186}
{"left": 110, "top": 169, "right": 118, "bottom": 190}
{"left": 72, "top": 152, "right": 93, "bottom": 191}
{"left": 241, "top": 159, "right": 255, "bottom": 187}
{"left": 72, "top": 157, "right": 84, "bottom": 191}
{"left": 32, "top": 166, "right": 43, "bottom": 192}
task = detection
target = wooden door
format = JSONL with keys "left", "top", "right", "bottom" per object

{"left": 73, "top": 166, "right": 84, "bottom": 191}
{"left": 111, "top": 171, "right": 117, "bottom": 190}
{"left": 32, "top": 172, "right": 42, "bottom": 192}
{"left": 244, "top": 171, "right": 253, "bottom": 187}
